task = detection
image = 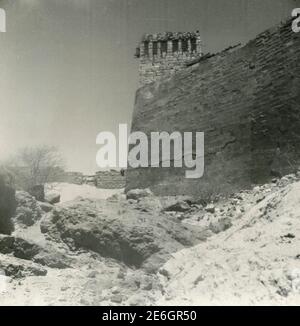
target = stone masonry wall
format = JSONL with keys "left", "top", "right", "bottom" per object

{"left": 49, "top": 171, "right": 125, "bottom": 189}
{"left": 95, "top": 170, "right": 126, "bottom": 189}
{"left": 126, "top": 19, "right": 300, "bottom": 199}
{"left": 137, "top": 32, "right": 202, "bottom": 87}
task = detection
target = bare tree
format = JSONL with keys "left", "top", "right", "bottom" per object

{"left": 7, "top": 146, "right": 65, "bottom": 190}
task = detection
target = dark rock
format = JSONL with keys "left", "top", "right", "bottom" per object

{"left": 205, "top": 204, "right": 215, "bottom": 214}
{"left": 158, "top": 268, "right": 171, "bottom": 279}
{"left": 282, "top": 233, "right": 295, "bottom": 239}
{"left": 256, "top": 195, "right": 266, "bottom": 203}
{"left": 41, "top": 199, "right": 207, "bottom": 271}
{"left": 38, "top": 201, "right": 54, "bottom": 213}
{"left": 28, "top": 185, "right": 45, "bottom": 202}
{"left": 45, "top": 193, "right": 60, "bottom": 205}
{"left": 0, "top": 254, "right": 47, "bottom": 278}
{"left": 141, "top": 276, "right": 153, "bottom": 291}
{"left": 126, "top": 188, "right": 153, "bottom": 201}
{"left": 33, "top": 251, "right": 71, "bottom": 269}
{"left": 110, "top": 294, "right": 123, "bottom": 304}
{"left": 0, "top": 235, "right": 72, "bottom": 269}
{"left": 13, "top": 191, "right": 42, "bottom": 227}
{"left": 135, "top": 196, "right": 162, "bottom": 212}
{"left": 164, "top": 200, "right": 191, "bottom": 213}
{"left": 0, "top": 172, "right": 17, "bottom": 235}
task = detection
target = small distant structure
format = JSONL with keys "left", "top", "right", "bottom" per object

{"left": 45, "top": 170, "right": 126, "bottom": 190}
{"left": 136, "top": 31, "right": 202, "bottom": 87}
{"left": 95, "top": 170, "right": 126, "bottom": 189}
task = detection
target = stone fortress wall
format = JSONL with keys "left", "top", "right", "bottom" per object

{"left": 126, "top": 19, "right": 300, "bottom": 198}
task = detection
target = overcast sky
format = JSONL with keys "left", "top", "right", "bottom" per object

{"left": 0, "top": 0, "right": 299, "bottom": 173}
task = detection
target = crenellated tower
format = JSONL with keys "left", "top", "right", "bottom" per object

{"left": 135, "top": 31, "right": 202, "bottom": 87}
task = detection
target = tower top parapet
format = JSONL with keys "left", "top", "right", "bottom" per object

{"left": 135, "top": 31, "right": 202, "bottom": 86}
{"left": 141, "top": 31, "right": 200, "bottom": 42}
{"left": 136, "top": 31, "right": 202, "bottom": 59}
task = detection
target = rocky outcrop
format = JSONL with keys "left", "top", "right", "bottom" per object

{"left": 13, "top": 191, "right": 43, "bottom": 228}
{"left": 0, "top": 253, "right": 47, "bottom": 278}
{"left": 45, "top": 193, "right": 60, "bottom": 205}
{"left": 155, "top": 176, "right": 300, "bottom": 305}
{"left": 126, "top": 188, "right": 153, "bottom": 200}
{"left": 0, "top": 235, "right": 72, "bottom": 269}
{"left": 39, "top": 202, "right": 54, "bottom": 213}
{"left": 164, "top": 200, "right": 191, "bottom": 213}
{"left": 40, "top": 198, "right": 208, "bottom": 272}
{"left": 0, "top": 172, "right": 17, "bottom": 235}
{"left": 0, "top": 173, "right": 299, "bottom": 305}
{"left": 28, "top": 185, "right": 45, "bottom": 202}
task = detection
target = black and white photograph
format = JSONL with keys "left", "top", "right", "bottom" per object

{"left": 0, "top": 0, "right": 300, "bottom": 309}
